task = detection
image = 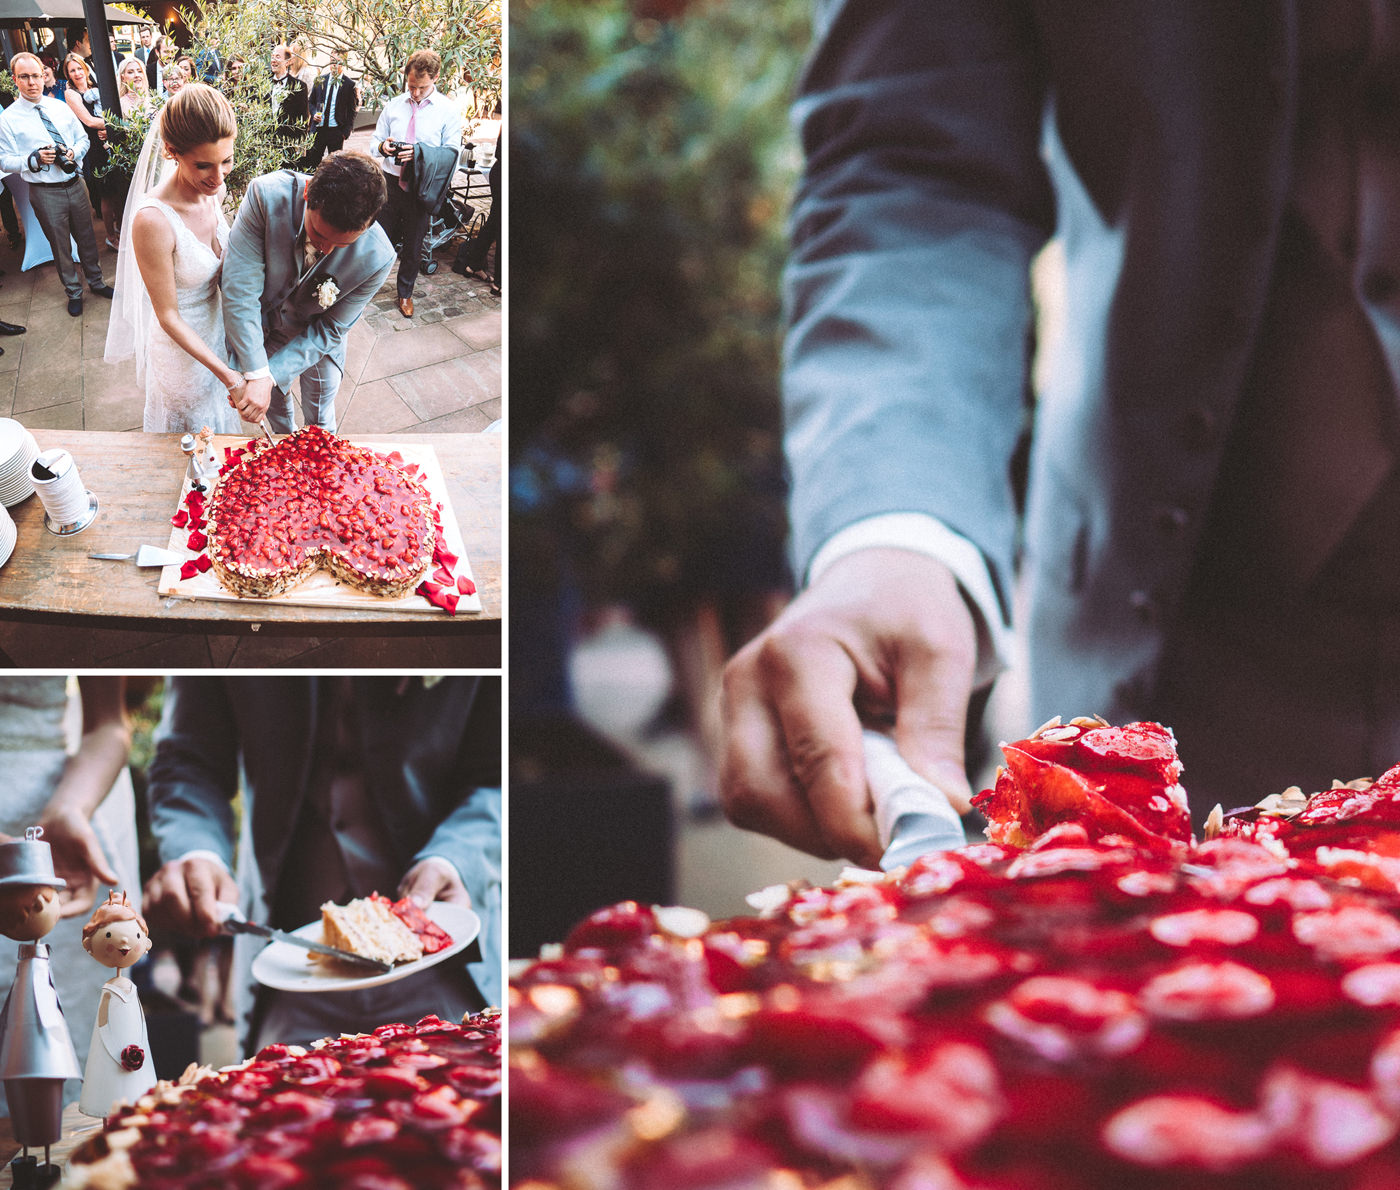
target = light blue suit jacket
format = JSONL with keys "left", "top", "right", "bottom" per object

{"left": 222, "top": 169, "right": 394, "bottom": 393}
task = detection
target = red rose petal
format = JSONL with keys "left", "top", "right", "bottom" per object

{"left": 188, "top": 530, "right": 208, "bottom": 551}
{"left": 171, "top": 510, "right": 189, "bottom": 528}
{"left": 386, "top": 451, "right": 405, "bottom": 466}
{"left": 179, "top": 560, "right": 200, "bottom": 580}
{"left": 195, "top": 554, "right": 212, "bottom": 573}
{"left": 417, "top": 581, "right": 443, "bottom": 598}
{"left": 457, "top": 575, "right": 475, "bottom": 596}
{"left": 440, "top": 592, "right": 459, "bottom": 615}
{"left": 433, "top": 565, "right": 455, "bottom": 586}
{"left": 434, "top": 545, "right": 460, "bottom": 572}
{"left": 403, "top": 463, "right": 420, "bottom": 476}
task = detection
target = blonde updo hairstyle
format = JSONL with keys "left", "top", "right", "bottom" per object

{"left": 159, "top": 81, "right": 235, "bottom": 157}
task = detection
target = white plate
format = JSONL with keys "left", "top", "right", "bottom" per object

{"left": 249, "top": 901, "right": 481, "bottom": 993}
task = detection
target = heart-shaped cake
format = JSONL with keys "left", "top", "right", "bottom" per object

{"left": 205, "top": 426, "right": 435, "bottom": 599}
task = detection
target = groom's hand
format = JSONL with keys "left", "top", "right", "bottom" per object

{"left": 233, "top": 376, "right": 273, "bottom": 422}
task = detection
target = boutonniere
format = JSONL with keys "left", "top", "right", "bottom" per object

{"left": 315, "top": 276, "right": 340, "bottom": 309}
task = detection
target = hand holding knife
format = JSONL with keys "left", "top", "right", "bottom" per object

{"left": 864, "top": 728, "right": 969, "bottom": 871}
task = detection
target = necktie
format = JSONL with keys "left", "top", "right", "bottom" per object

{"left": 325, "top": 80, "right": 337, "bottom": 129}
{"left": 35, "top": 102, "right": 67, "bottom": 151}
{"left": 399, "top": 100, "right": 418, "bottom": 191}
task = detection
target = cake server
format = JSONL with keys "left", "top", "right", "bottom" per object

{"left": 88, "top": 545, "right": 185, "bottom": 567}
{"left": 222, "top": 918, "right": 394, "bottom": 973}
{"left": 866, "top": 728, "right": 968, "bottom": 871}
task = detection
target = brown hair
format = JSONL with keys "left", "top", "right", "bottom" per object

{"left": 82, "top": 890, "right": 148, "bottom": 951}
{"left": 159, "top": 82, "right": 235, "bottom": 156}
{"left": 63, "top": 54, "right": 90, "bottom": 90}
{"left": 404, "top": 49, "right": 441, "bottom": 80}
{"left": 8, "top": 52, "right": 40, "bottom": 76}
{"left": 306, "top": 150, "right": 386, "bottom": 231}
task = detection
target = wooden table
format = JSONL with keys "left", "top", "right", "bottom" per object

{"left": 0, "top": 431, "right": 501, "bottom": 642}
{"left": 0, "top": 1104, "right": 97, "bottom": 1186}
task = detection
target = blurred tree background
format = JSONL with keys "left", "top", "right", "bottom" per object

{"left": 512, "top": 0, "right": 810, "bottom": 718}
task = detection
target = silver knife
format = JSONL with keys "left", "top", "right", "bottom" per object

{"left": 222, "top": 918, "right": 394, "bottom": 973}
{"left": 865, "top": 729, "right": 968, "bottom": 871}
{"left": 257, "top": 420, "right": 275, "bottom": 445}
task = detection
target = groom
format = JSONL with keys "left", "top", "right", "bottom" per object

{"left": 222, "top": 152, "right": 395, "bottom": 433}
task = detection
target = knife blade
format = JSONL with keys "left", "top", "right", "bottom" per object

{"left": 89, "top": 545, "right": 186, "bottom": 567}
{"left": 257, "top": 420, "right": 275, "bottom": 445}
{"left": 865, "top": 729, "right": 968, "bottom": 871}
{"left": 223, "top": 918, "right": 394, "bottom": 973}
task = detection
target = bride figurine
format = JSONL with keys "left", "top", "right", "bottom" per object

{"left": 77, "top": 892, "right": 155, "bottom": 1119}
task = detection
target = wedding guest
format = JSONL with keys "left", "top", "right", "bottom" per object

{"left": 373, "top": 49, "right": 461, "bottom": 318}
{"left": 176, "top": 54, "right": 194, "bottom": 84}
{"left": 132, "top": 26, "right": 154, "bottom": 70}
{"left": 147, "top": 38, "right": 176, "bottom": 95}
{"left": 304, "top": 60, "right": 355, "bottom": 168}
{"left": 162, "top": 62, "right": 186, "bottom": 98}
{"left": 107, "top": 33, "right": 124, "bottom": 75}
{"left": 269, "top": 44, "right": 308, "bottom": 143}
{"left": 0, "top": 52, "right": 112, "bottom": 317}
{"left": 193, "top": 38, "right": 220, "bottom": 84}
{"left": 223, "top": 55, "right": 245, "bottom": 90}
{"left": 117, "top": 57, "right": 150, "bottom": 117}
{"left": 41, "top": 60, "right": 64, "bottom": 102}
{"left": 453, "top": 132, "right": 499, "bottom": 296}
{"left": 143, "top": 677, "right": 501, "bottom": 1053}
{"left": 288, "top": 40, "right": 317, "bottom": 91}
{"left": 63, "top": 55, "right": 117, "bottom": 251}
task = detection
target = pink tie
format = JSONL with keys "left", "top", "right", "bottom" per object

{"left": 399, "top": 101, "right": 418, "bottom": 191}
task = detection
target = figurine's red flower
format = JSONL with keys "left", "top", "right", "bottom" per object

{"left": 120, "top": 1045, "right": 144, "bottom": 1072}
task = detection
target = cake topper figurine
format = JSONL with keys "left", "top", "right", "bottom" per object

{"left": 78, "top": 891, "right": 154, "bottom": 1123}
{"left": 0, "top": 827, "right": 80, "bottom": 1190}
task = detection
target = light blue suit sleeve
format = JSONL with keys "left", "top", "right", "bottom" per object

{"left": 221, "top": 177, "right": 272, "bottom": 373}
{"left": 145, "top": 678, "right": 240, "bottom": 868}
{"left": 783, "top": 0, "right": 1054, "bottom": 598}
{"left": 414, "top": 786, "right": 501, "bottom": 1005}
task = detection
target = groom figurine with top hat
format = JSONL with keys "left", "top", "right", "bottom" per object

{"left": 0, "top": 828, "right": 80, "bottom": 1189}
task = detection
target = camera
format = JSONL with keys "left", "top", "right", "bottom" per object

{"left": 30, "top": 144, "right": 76, "bottom": 174}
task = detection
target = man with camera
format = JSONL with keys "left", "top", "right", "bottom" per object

{"left": 0, "top": 52, "right": 112, "bottom": 316}
{"left": 372, "top": 49, "right": 461, "bottom": 319}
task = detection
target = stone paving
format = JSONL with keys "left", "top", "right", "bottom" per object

{"left": 0, "top": 141, "right": 501, "bottom": 668}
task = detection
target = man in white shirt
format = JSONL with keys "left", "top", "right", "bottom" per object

{"left": 372, "top": 49, "right": 461, "bottom": 318}
{"left": 0, "top": 53, "right": 112, "bottom": 317}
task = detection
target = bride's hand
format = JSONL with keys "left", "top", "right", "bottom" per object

{"left": 233, "top": 376, "right": 274, "bottom": 423}
{"left": 225, "top": 374, "right": 247, "bottom": 412}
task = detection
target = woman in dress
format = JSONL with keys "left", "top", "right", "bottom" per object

{"left": 0, "top": 676, "right": 139, "bottom": 1114}
{"left": 106, "top": 83, "right": 245, "bottom": 432}
{"left": 62, "top": 55, "right": 119, "bottom": 251}
{"left": 117, "top": 56, "right": 151, "bottom": 117}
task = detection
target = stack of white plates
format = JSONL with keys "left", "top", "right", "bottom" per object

{"left": 0, "top": 418, "right": 38, "bottom": 507}
{"left": 0, "top": 501, "right": 16, "bottom": 568}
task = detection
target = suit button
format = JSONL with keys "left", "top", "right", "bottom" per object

{"left": 1182, "top": 407, "right": 1216, "bottom": 448}
{"left": 1153, "top": 505, "right": 1189, "bottom": 535}
{"left": 1362, "top": 269, "right": 1399, "bottom": 304}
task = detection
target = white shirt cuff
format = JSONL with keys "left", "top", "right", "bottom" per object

{"left": 808, "top": 512, "right": 1012, "bottom": 687}
{"left": 242, "top": 368, "right": 271, "bottom": 380}
{"left": 172, "top": 848, "right": 232, "bottom": 874}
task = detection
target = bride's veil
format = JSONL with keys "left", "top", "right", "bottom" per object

{"left": 103, "top": 119, "right": 165, "bottom": 385}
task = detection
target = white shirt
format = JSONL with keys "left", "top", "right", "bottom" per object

{"left": 372, "top": 87, "right": 460, "bottom": 178}
{"left": 0, "top": 94, "right": 89, "bottom": 181}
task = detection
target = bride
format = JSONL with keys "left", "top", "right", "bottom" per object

{"left": 104, "top": 83, "right": 247, "bottom": 432}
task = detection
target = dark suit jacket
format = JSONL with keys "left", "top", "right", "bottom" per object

{"left": 309, "top": 73, "right": 357, "bottom": 134}
{"left": 146, "top": 677, "right": 502, "bottom": 1006}
{"left": 786, "top": 2, "right": 1324, "bottom": 725}
{"left": 272, "top": 73, "right": 308, "bottom": 137}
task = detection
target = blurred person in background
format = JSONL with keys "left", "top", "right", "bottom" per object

{"left": 269, "top": 44, "right": 308, "bottom": 143}
{"left": 117, "top": 55, "right": 150, "bottom": 117}
{"left": 143, "top": 677, "right": 501, "bottom": 1051}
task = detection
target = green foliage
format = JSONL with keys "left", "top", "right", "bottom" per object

{"left": 512, "top": 0, "right": 809, "bottom": 620}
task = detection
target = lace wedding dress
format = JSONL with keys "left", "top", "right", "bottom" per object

{"left": 136, "top": 197, "right": 239, "bottom": 434}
